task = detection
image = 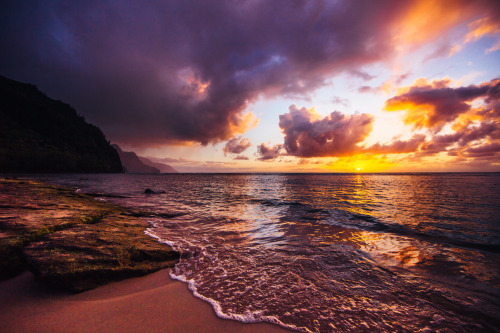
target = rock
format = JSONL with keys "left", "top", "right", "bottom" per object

{"left": 144, "top": 188, "right": 165, "bottom": 195}
{"left": 24, "top": 215, "right": 179, "bottom": 292}
{"left": 0, "top": 179, "right": 179, "bottom": 292}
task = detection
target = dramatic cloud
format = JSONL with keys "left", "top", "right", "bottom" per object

{"left": 223, "top": 136, "right": 252, "bottom": 156}
{"left": 383, "top": 78, "right": 500, "bottom": 162}
{"left": 2, "top": 0, "right": 498, "bottom": 147}
{"left": 256, "top": 143, "right": 283, "bottom": 161}
{"left": 419, "top": 121, "right": 500, "bottom": 158}
{"left": 279, "top": 105, "right": 373, "bottom": 157}
{"left": 278, "top": 76, "right": 500, "bottom": 162}
{"left": 385, "top": 78, "right": 500, "bottom": 130}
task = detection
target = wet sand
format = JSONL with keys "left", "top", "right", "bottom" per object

{"left": 0, "top": 269, "right": 290, "bottom": 333}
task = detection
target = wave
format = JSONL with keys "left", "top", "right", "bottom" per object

{"left": 249, "top": 197, "right": 500, "bottom": 253}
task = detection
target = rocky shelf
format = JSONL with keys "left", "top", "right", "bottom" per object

{"left": 0, "top": 178, "right": 179, "bottom": 292}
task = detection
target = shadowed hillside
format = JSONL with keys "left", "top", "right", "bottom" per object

{"left": 0, "top": 75, "right": 123, "bottom": 173}
{"left": 112, "top": 144, "right": 177, "bottom": 174}
{"left": 112, "top": 144, "right": 159, "bottom": 173}
{"left": 139, "top": 156, "right": 178, "bottom": 173}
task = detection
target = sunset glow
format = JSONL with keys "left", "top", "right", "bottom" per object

{"left": 1, "top": 0, "right": 499, "bottom": 172}
{"left": 1, "top": 3, "right": 499, "bottom": 330}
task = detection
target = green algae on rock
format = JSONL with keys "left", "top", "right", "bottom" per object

{"left": 0, "top": 178, "right": 179, "bottom": 292}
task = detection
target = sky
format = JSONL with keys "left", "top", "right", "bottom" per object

{"left": 1, "top": 0, "right": 500, "bottom": 172}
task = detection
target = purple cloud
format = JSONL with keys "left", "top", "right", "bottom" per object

{"left": 463, "top": 142, "right": 500, "bottom": 157}
{"left": 0, "top": 0, "right": 431, "bottom": 146}
{"left": 366, "top": 134, "right": 426, "bottom": 154}
{"left": 256, "top": 143, "right": 283, "bottom": 161}
{"left": 279, "top": 105, "right": 373, "bottom": 157}
{"left": 223, "top": 136, "right": 252, "bottom": 156}
{"left": 2, "top": 0, "right": 498, "bottom": 149}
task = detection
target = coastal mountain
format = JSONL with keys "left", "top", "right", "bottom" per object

{"left": 112, "top": 145, "right": 177, "bottom": 173}
{"left": 112, "top": 145, "right": 159, "bottom": 173}
{"left": 139, "top": 157, "right": 178, "bottom": 173}
{"left": 0, "top": 75, "right": 123, "bottom": 173}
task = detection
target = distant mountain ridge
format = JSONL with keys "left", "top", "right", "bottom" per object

{"left": 0, "top": 75, "right": 123, "bottom": 173}
{"left": 112, "top": 145, "right": 177, "bottom": 173}
{"left": 139, "top": 156, "right": 178, "bottom": 173}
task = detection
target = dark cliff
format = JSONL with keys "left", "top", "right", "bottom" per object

{"left": 0, "top": 75, "right": 123, "bottom": 173}
{"left": 112, "top": 144, "right": 160, "bottom": 173}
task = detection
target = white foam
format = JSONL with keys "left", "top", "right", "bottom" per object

{"left": 168, "top": 270, "right": 308, "bottom": 332}
{"left": 144, "top": 218, "right": 307, "bottom": 332}
{"left": 144, "top": 229, "right": 178, "bottom": 249}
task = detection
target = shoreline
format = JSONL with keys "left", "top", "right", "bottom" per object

{"left": 0, "top": 178, "right": 290, "bottom": 332}
{"left": 0, "top": 268, "right": 290, "bottom": 333}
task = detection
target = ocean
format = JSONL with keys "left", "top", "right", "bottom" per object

{"left": 33, "top": 173, "right": 500, "bottom": 332}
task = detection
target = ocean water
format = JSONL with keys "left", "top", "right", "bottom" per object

{"left": 34, "top": 173, "right": 500, "bottom": 332}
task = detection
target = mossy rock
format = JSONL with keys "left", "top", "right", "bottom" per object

{"left": 0, "top": 179, "right": 180, "bottom": 292}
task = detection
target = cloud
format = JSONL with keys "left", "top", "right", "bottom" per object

{"left": 385, "top": 78, "right": 500, "bottom": 131}
{"left": 233, "top": 155, "right": 249, "bottom": 160}
{"left": 279, "top": 105, "right": 373, "bottom": 157}
{"left": 358, "top": 72, "right": 411, "bottom": 95}
{"left": 223, "top": 136, "right": 252, "bottom": 155}
{"left": 278, "top": 77, "right": 500, "bottom": 162}
{"left": 381, "top": 77, "right": 500, "bottom": 162}
{"left": 366, "top": 134, "right": 427, "bottom": 154}
{"left": 419, "top": 121, "right": 500, "bottom": 157}
{"left": 463, "top": 142, "right": 500, "bottom": 157}
{"left": 358, "top": 86, "right": 378, "bottom": 94}
{"left": 423, "top": 41, "right": 462, "bottom": 62}
{"left": 465, "top": 16, "right": 500, "bottom": 53}
{"left": 348, "top": 69, "right": 376, "bottom": 81}
{"left": 256, "top": 143, "right": 283, "bottom": 161}
{"left": 331, "top": 96, "right": 350, "bottom": 107}
{"left": 145, "top": 155, "right": 244, "bottom": 172}
{"left": 2, "top": 0, "right": 498, "bottom": 147}
{"left": 389, "top": 0, "right": 500, "bottom": 49}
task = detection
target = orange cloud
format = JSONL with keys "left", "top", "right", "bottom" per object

{"left": 228, "top": 112, "right": 259, "bottom": 137}
{"left": 390, "top": 1, "right": 500, "bottom": 60}
{"left": 465, "top": 16, "right": 500, "bottom": 52}
{"left": 391, "top": 0, "right": 475, "bottom": 50}
{"left": 383, "top": 77, "right": 500, "bottom": 165}
{"left": 385, "top": 78, "right": 500, "bottom": 130}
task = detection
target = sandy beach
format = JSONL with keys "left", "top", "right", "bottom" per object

{"left": 0, "top": 268, "right": 290, "bottom": 333}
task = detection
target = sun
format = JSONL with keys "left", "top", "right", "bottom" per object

{"left": 356, "top": 167, "right": 361, "bottom": 171}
